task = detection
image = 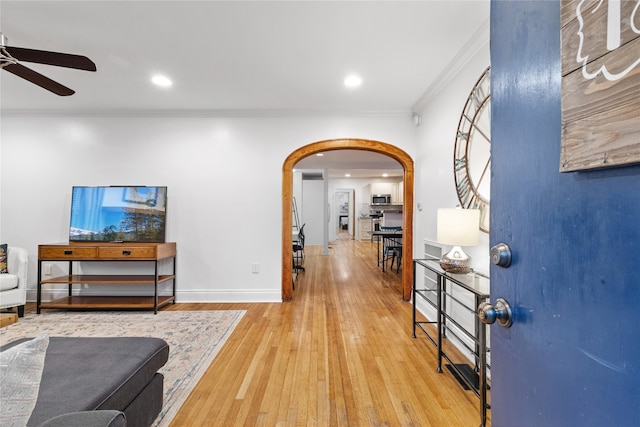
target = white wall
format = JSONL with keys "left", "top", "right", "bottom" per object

{"left": 301, "top": 178, "right": 325, "bottom": 245}
{"left": 412, "top": 21, "right": 491, "bottom": 369}
{"left": 0, "top": 113, "right": 416, "bottom": 302}
{"left": 414, "top": 28, "right": 491, "bottom": 276}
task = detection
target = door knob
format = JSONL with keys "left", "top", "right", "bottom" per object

{"left": 478, "top": 298, "right": 513, "bottom": 328}
{"left": 490, "top": 243, "right": 512, "bottom": 267}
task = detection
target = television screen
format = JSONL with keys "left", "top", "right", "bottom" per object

{"left": 69, "top": 186, "right": 167, "bottom": 242}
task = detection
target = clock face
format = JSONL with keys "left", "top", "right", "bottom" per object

{"left": 454, "top": 67, "right": 491, "bottom": 233}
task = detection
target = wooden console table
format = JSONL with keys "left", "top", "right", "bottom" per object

{"left": 37, "top": 242, "right": 176, "bottom": 314}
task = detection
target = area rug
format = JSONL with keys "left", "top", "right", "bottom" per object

{"left": 0, "top": 310, "right": 245, "bottom": 427}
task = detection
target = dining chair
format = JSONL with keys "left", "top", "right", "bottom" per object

{"left": 293, "top": 223, "right": 306, "bottom": 274}
{"left": 379, "top": 226, "right": 402, "bottom": 273}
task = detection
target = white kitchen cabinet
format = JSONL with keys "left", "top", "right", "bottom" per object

{"left": 361, "top": 184, "right": 371, "bottom": 205}
{"left": 365, "top": 182, "right": 404, "bottom": 204}
{"left": 397, "top": 181, "right": 404, "bottom": 204}
{"left": 370, "top": 182, "right": 395, "bottom": 196}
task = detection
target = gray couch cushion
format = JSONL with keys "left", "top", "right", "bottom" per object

{"left": 6, "top": 337, "right": 169, "bottom": 427}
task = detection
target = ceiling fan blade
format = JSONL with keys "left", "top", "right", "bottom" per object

{"left": 4, "top": 46, "right": 96, "bottom": 71}
{"left": 4, "top": 63, "right": 75, "bottom": 96}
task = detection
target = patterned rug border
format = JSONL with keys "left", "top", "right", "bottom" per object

{"left": 0, "top": 310, "right": 246, "bottom": 427}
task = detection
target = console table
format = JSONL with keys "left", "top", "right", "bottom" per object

{"left": 412, "top": 257, "right": 490, "bottom": 427}
{"left": 37, "top": 242, "right": 176, "bottom": 314}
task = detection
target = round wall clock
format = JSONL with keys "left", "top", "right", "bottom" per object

{"left": 453, "top": 66, "right": 491, "bottom": 233}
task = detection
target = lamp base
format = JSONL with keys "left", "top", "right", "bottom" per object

{"left": 439, "top": 246, "right": 472, "bottom": 274}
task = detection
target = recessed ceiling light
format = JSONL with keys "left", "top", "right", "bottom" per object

{"left": 345, "top": 174, "right": 351, "bottom": 177}
{"left": 151, "top": 74, "right": 172, "bottom": 88}
{"left": 316, "top": 153, "right": 324, "bottom": 157}
{"left": 344, "top": 74, "right": 362, "bottom": 88}
{"left": 382, "top": 173, "right": 389, "bottom": 177}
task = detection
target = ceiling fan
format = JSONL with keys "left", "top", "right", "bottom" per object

{"left": 0, "top": 33, "right": 96, "bottom": 96}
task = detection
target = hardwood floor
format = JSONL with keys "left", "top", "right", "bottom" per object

{"left": 166, "top": 233, "right": 489, "bottom": 426}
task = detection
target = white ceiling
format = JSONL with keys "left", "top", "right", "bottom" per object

{"left": 295, "top": 149, "right": 403, "bottom": 178}
{"left": 0, "top": 0, "right": 489, "bottom": 175}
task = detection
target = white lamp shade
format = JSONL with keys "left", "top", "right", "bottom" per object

{"left": 437, "top": 208, "right": 480, "bottom": 246}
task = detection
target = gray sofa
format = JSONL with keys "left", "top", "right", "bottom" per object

{"left": 2, "top": 336, "right": 169, "bottom": 427}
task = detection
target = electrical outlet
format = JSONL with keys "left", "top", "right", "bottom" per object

{"left": 44, "top": 264, "right": 53, "bottom": 276}
{"left": 251, "top": 263, "right": 260, "bottom": 274}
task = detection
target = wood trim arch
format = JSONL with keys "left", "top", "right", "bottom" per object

{"left": 282, "top": 138, "right": 414, "bottom": 301}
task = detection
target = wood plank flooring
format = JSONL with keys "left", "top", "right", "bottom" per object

{"left": 165, "top": 233, "right": 489, "bottom": 426}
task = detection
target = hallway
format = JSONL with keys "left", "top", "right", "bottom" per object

{"left": 169, "top": 237, "right": 487, "bottom": 426}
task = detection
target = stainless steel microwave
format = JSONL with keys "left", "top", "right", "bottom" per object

{"left": 371, "top": 194, "right": 392, "bottom": 205}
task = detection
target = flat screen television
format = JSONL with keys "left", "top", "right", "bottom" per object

{"left": 69, "top": 186, "right": 167, "bottom": 242}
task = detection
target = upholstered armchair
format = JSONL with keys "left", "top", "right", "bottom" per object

{"left": 0, "top": 246, "right": 28, "bottom": 317}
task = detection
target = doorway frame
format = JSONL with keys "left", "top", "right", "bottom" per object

{"left": 333, "top": 188, "right": 355, "bottom": 240}
{"left": 282, "top": 138, "right": 414, "bottom": 301}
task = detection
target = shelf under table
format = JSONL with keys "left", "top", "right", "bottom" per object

{"left": 41, "top": 274, "right": 176, "bottom": 285}
{"left": 39, "top": 295, "right": 175, "bottom": 310}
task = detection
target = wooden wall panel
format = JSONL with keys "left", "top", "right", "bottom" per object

{"left": 561, "top": 0, "right": 640, "bottom": 171}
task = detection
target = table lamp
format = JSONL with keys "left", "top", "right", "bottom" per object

{"left": 436, "top": 208, "right": 480, "bottom": 274}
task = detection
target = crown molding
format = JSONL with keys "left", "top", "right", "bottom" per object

{"left": 412, "top": 17, "right": 490, "bottom": 113}
{"left": 0, "top": 108, "right": 413, "bottom": 119}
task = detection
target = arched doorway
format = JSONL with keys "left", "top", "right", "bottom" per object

{"left": 282, "top": 138, "right": 414, "bottom": 301}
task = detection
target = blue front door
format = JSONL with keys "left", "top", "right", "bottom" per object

{"left": 490, "top": 1, "right": 640, "bottom": 426}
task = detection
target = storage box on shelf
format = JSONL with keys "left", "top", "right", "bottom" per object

{"left": 37, "top": 242, "right": 176, "bottom": 314}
